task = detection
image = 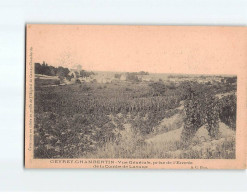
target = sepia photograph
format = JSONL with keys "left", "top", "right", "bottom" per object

{"left": 3, "top": 0, "right": 247, "bottom": 192}
{"left": 34, "top": 65, "right": 237, "bottom": 159}
{"left": 25, "top": 25, "right": 246, "bottom": 169}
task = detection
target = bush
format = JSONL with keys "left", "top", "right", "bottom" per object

{"left": 114, "top": 74, "right": 121, "bottom": 79}
{"left": 126, "top": 72, "right": 139, "bottom": 82}
{"left": 75, "top": 79, "right": 81, "bottom": 84}
{"left": 149, "top": 82, "right": 166, "bottom": 96}
{"left": 219, "top": 95, "right": 236, "bottom": 130}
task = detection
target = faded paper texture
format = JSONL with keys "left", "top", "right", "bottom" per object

{"left": 25, "top": 24, "right": 247, "bottom": 169}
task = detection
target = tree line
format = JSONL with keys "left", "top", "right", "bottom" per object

{"left": 35, "top": 62, "right": 95, "bottom": 80}
{"left": 35, "top": 62, "right": 70, "bottom": 78}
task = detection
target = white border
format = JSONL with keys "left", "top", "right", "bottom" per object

{"left": 0, "top": 0, "right": 247, "bottom": 192}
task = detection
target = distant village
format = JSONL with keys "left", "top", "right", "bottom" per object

{"left": 35, "top": 62, "right": 236, "bottom": 87}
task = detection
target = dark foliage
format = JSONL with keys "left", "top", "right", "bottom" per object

{"left": 126, "top": 72, "right": 140, "bottom": 82}
{"left": 35, "top": 62, "right": 70, "bottom": 78}
{"left": 219, "top": 95, "right": 236, "bottom": 130}
{"left": 80, "top": 70, "right": 95, "bottom": 78}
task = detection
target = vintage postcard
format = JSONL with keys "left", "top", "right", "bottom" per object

{"left": 25, "top": 24, "right": 247, "bottom": 169}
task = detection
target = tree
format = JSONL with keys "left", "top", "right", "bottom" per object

{"left": 56, "top": 66, "right": 70, "bottom": 78}
{"left": 182, "top": 93, "right": 221, "bottom": 143}
{"left": 126, "top": 73, "right": 139, "bottom": 82}
{"left": 35, "top": 63, "right": 42, "bottom": 74}
{"left": 204, "top": 96, "right": 220, "bottom": 138}
{"left": 80, "top": 70, "right": 94, "bottom": 78}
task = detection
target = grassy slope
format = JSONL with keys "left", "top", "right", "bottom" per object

{"left": 143, "top": 120, "right": 235, "bottom": 159}
{"left": 88, "top": 108, "right": 235, "bottom": 159}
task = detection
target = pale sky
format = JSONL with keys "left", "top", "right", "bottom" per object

{"left": 27, "top": 25, "right": 247, "bottom": 74}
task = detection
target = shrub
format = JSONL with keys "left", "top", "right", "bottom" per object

{"left": 182, "top": 94, "right": 221, "bottom": 143}
{"left": 149, "top": 82, "right": 166, "bottom": 96}
{"left": 75, "top": 79, "right": 81, "bottom": 84}
{"left": 126, "top": 72, "right": 139, "bottom": 82}
{"left": 114, "top": 74, "right": 121, "bottom": 79}
{"left": 219, "top": 95, "right": 236, "bottom": 130}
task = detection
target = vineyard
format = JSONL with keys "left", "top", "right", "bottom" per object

{"left": 34, "top": 73, "right": 237, "bottom": 159}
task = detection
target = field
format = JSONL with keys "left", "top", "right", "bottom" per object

{"left": 34, "top": 72, "right": 237, "bottom": 159}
